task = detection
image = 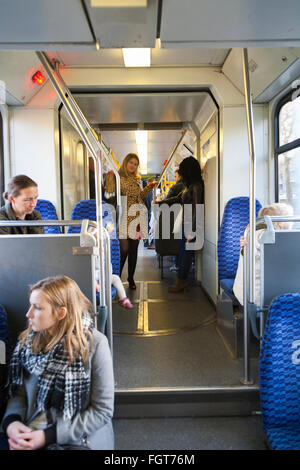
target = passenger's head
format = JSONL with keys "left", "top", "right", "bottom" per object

{"left": 22, "top": 275, "right": 92, "bottom": 362}
{"left": 259, "top": 203, "right": 294, "bottom": 229}
{"left": 178, "top": 156, "right": 203, "bottom": 187}
{"left": 175, "top": 170, "right": 181, "bottom": 182}
{"left": 4, "top": 174, "right": 38, "bottom": 218}
{"left": 119, "top": 153, "right": 140, "bottom": 177}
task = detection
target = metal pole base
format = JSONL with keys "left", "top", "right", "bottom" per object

{"left": 240, "top": 377, "right": 255, "bottom": 386}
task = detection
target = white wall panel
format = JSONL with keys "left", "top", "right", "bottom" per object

{"left": 9, "top": 108, "right": 59, "bottom": 209}
{"left": 221, "top": 105, "right": 269, "bottom": 217}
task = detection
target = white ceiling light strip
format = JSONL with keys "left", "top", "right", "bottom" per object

{"left": 122, "top": 48, "right": 151, "bottom": 67}
{"left": 135, "top": 130, "right": 148, "bottom": 174}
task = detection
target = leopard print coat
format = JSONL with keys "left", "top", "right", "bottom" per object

{"left": 118, "top": 175, "right": 152, "bottom": 240}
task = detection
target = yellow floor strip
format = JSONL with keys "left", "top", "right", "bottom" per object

{"left": 115, "top": 281, "right": 215, "bottom": 338}
{"left": 137, "top": 281, "right": 144, "bottom": 332}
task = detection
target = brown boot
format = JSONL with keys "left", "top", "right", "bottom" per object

{"left": 168, "top": 277, "right": 189, "bottom": 293}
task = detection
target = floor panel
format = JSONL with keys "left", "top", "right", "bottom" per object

{"left": 113, "top": 246, "right": 259, "bottom": 390}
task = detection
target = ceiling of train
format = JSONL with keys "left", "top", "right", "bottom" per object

{"left": 75, "top": 93, "right": 207, "bottom": 125}
{"left": 67, "top": 92, "right": 206, "bottom": 174}
{"left": 0, "top": 0, "right": 299, "bottom": 49}
{"left": 100, "top": 129, "right": 189, "bottom": 175}
{"left": 0, "top": 0, "right": 299, "bottom": 174}
{"left": 46, "top": 49, "right": 229, "bottom": 68}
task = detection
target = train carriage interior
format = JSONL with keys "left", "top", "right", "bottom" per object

{"left": 0, "top": 0, "right": 300, "bottom": 451}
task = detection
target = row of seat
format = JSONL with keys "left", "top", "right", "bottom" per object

{"left": 36, "top": 199, "right": 121, "bottom": 293}
{"left": 217, "top": 196, "right": 262, "bottom": 296}
{"left": 218, "top": 197, "right": 300, "bottom": 450}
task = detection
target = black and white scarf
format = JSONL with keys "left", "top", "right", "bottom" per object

{"left": 8, "top": 313, "right": 94, "bottom": 421}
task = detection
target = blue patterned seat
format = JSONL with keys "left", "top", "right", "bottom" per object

{"left": 217, "top": 197, "right": 262, "bottom": 296}
{"left": 0, "top": 304, "right": 12, "bottom": 364}
{"left": 0, "top": 304, "right": 12, "bottom": 426}
{"left": 260, "top": 293, "right": 300, "bottom": 450}
{"left": 68, "top": 200, "right": 120, "bottom": 301}
{"left": 35, "top": 199, "right": 61, "bottom": 234}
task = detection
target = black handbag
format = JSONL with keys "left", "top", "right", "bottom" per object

{"left": 47, "top": 443, "right": 91, "bottom": 450}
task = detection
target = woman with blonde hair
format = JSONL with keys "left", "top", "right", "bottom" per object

{"left": 105, "top": 153, "right": 156, "bottom": 289}
{"left": 233, "top": 202, "right": 294, "bottom": 306}
{"left": 1, "top": 275, "right": 114, "bottom": 450}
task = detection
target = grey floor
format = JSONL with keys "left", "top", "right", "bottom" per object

{"left": 114, "top": 245, "right": 259, "bottom": 389}
{"left": 113, "top": 415, "right": 267, "bottom": 450}
{"left": 113, "top": 247, "right": 263, "bottom": 450}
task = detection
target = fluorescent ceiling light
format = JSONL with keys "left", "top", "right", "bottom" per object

{"left": 91, "top": 0, "right": 147, "bottom": 7}
{"left": 135, "top": 130, "right": 147, "bottom": 146}
{"left": 135, "top": 130, "right": 148, "bottom": 171}
{"left": 122, "top": 48, "right": 151, "bottom": 67}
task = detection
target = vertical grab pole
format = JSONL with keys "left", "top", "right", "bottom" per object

{"left": 241, "top": 48, "right": 256, "bottom": 385}
{"left": 103, "top": 228, "right": 113, "bottom": 358}
{"left": 241, "top": 228, "right": 253, "bottom": 384}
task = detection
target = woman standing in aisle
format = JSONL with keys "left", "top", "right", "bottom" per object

{"left": 168, "top": 156, "right": 204, "bottom": 293}
{"left": 114, "top": 153, "right": 156, "bottom": 289}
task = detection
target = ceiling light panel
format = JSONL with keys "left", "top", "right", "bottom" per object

{"left": 122, "top": 48, "right": 151, "bottom": 67}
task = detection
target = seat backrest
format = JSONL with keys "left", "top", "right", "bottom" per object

{"left": 35, "top": 199, "right": 60, "bottom": 234}
{"left": 260, "top": 293, "right": 300, "bottom": 429}
{"left": 217, "top": 197, "right": 262, "bottom": 281}
{"left": 68, "top": 199, "right": 120, "bottom": 276}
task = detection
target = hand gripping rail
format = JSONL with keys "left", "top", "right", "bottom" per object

{"left": 0, "top": 219, "right": 114, "bottom": 353}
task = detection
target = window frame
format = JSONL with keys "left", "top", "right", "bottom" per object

{"left": 274, "top": 90, "right": 300, "bottom": 202}
{"left": 0, "top": 110, "right": 4, "bottom": 206}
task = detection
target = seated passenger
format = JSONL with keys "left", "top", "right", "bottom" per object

{"left": 1, "top": 275, "right": 114, "bottom": 450}
{"left": 89, "top": 224, "right": 133, "bottom": 309}
{"left": 233, "top": 203, "right": 294, "bottom": 306}
{"left": 95, "top": 266, "right": 134, "bottom": 309}
{"left": 0, "top": 175, "right": 44, "bottom": 234}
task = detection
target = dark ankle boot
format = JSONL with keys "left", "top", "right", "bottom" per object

{"left": 168, "top": 277, "right": 189, "bottom": 293}
{"left": 128, "top": 278, "right": 136, "bottom": 290}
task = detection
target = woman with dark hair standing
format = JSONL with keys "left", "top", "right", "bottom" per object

{"left": 168, "top": 156, "right": 204, "bottom": 293}
{"left": 0, "top": 175, "right": 43, "bottom": 235}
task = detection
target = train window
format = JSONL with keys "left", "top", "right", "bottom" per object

{"left": 0, "top": 110, "right": 4, "bottom": 206}
{"left": 279, "top": 96, "right": 300, "bottom": 146}
{"left": 275, "top": 93, "right": 300, "bottom": 214}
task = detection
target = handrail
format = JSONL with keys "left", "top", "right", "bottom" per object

{"left": 0, "top": 219, "right": 97, "bottom": 228}
{"left": 154, "top": 129, "right": 187, "bottom": 200}
{"left": 242, "top": 228, "right": 251, "bottom": 384}
{"left": 241, "top": 48, "right": 256, "bottom": 386}
{"left": 242, "top": 49, "right": 256, "bottom": 307}
{"left": 53, "top": 60, "right": 121, "bottom": 212}
{"left": 102, "top": 227, "right": 113, "bottom": 357}
{"left": 0, "top": 218, "right": 113, "bottom": 339}
{"left": 36, "top": 51, "right": 107, "bottom": 330}
{"left": 256, "top": 215, "right": 300, "bottom": 228}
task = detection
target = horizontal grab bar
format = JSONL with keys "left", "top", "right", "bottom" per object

{"left": 0, "top": 219, "right": 97, "bottom": 228}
